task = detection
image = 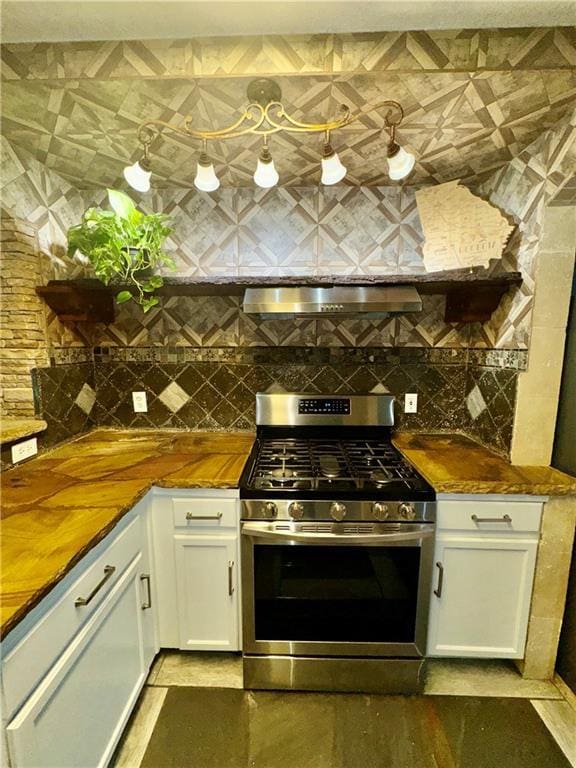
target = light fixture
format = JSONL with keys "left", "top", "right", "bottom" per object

{"left": 253, "top": 137, "right": 279, "bottom": 188}
{"left": 123, "top": 140, "right": 152, "bottom": 192}
{"left": 128, "top": 79, "right": 413, "bottom": 190}
{"left": 321, "top": 132, "right": 347, "bottom": 185}
{"left": 194, "top": 140, "right": 220, "bottom": 192}
{"left": 386, "top": 125, "right": 416, "bottom": 181}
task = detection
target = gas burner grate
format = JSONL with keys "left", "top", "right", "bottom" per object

{"left": 248, "top": 437, "right": 424, "bottom": 492}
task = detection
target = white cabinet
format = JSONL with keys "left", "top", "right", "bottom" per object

{"left": 151, "top": 489, "right": 241, "bottom": 652}
{"left": 174, "top": 535, "right": 238, "bottom": 650}
{"left": 2, "top": 496, "right": 159, "bottom": 768}
{"left": 427, "top": 497, "right": 543, "bottom": 659}
{"left": 6, "top": 557, "right": 146, "bottom": 768}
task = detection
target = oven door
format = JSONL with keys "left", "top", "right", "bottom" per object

{"left": 241, "top": 522, "right": 434, "bottom": 658}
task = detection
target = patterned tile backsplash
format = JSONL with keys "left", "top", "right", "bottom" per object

{"left": 30, "top": 347, "right": 522, "bottom": 459}
{"left": 32, "top": 363, "right": 97, "bottom": 448}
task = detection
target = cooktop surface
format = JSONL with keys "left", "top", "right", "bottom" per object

{"left": 240, "top": 437, "right": 435, "bottom": 501}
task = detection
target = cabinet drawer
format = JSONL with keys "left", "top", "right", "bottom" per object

{"left": 172, "top": 498, "right": 237, "bottom": 529}
{"left": 2, "top": 514, "right": 142, "bottom": 718}
{"left": 437, "top": 500, "right": 543, "bottom": 534}
{"left": 6, "top": 556, "right": 145, "bottom": 768}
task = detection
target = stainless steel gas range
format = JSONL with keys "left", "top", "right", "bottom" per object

{"left": 239, "top": 393, "right": 436, "bottom": 694}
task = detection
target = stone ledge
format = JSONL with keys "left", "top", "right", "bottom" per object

{"left": 0, "top": 418, "right": 48, "bottom": 445}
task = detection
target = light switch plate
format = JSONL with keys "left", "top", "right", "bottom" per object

{"left": 132, "top": 391, "right": 148, "bottom": 413}
{"left": 11, "top": 437, "right": 38, "bottom": 463}
{"left": 404, "top": 393, "right": 418, "bottom": 413}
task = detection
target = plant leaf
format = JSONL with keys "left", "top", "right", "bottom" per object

{"left": 115, "top": 290, "right": 133, "bottom": 304}
{"left": 141, "top": 296, "right": 159, "bottom": 312}
{"left": 107, "top": 189, "right": 136, "bottom": 221}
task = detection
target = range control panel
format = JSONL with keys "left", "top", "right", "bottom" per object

{"left": 298, "top": 398, "right": 351, "bottom": 415}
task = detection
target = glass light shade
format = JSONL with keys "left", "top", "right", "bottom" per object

{"left": 254, "top": 158, "right": 279, "bottom": 188}
{"left": 194, "top": 161, "right": 220, "bottom": 192}
{"left": 321, "top": 151, "right": 347, "bottom": 185}
{"left": 387, "top": 146, "right": 416, "bottom": 180}
{"left": 123, "top": 161, "right": 151, "bottom": 193}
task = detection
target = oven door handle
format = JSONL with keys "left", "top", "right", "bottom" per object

{"left": 241, "top": 523, "right": 435, "bottom": 544}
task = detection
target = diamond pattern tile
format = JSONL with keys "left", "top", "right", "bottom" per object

{"left": 74, "top": 382, "right": 96, "bottom": 415}
{"left": 158, "top": 381, "right": 189, "bottom": 413}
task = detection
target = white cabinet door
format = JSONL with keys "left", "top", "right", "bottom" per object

{"left": 174, "top": 534, "right": 239, "bottom": 651}
{"left": 6, "top": 556, "right": 147, "bottom": 768}
{"left": 427, "top": 535, "right": 538, "bottom": 658}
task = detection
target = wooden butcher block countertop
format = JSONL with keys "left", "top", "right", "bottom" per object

{"left": 0, "top": 429, "right": 255, "bottom": 639}
{"left": 393, "top": 433, "right": 576, "bottom": 496}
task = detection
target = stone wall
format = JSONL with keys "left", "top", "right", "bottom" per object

{"left": 0, "top": 212, "right": 49, "bottom": 417}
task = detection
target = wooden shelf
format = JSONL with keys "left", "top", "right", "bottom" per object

{"left": 36, "top": 281, "right": 115, "bottom": 323}
{"left": 37, "top": 268, "right": 522, "bottom": 324}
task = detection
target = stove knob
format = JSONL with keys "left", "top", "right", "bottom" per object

{"left": 330, "top": 502, "right": 347, "bottom": 521}
{"left": 262, "top": 501, "right": 278, "bottom": 519}
{"left": 372, "top": 502, "right": 390, "bottom": 521}
{"left": 399, "top": 503, "right": 416, "bottom": 521}
{"left": 288, "top": 502, "right": 304, "bottom": 520}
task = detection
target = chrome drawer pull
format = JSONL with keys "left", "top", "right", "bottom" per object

{"left": 471, "top": 514, "right": 512, "bottom": 524}
{"left": 75, "top": 565, "right": 116, "bottom": 607}
{"left": 185, "top": 512, "right": 223, "bottom": 521}
{"left": 228, "top": 561, "right": 234, "bottom": 596}
{"left": 433, "top": 562, "right": 444, "bottom": 598}
{"left": 140, "top": 574, "right": 152, "bottom": 610}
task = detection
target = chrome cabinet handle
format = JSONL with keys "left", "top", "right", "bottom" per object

{"left": 75, "top": 565, "right": 116, "bottom": 607}
{"left": 140, "top": 573, "right": 152, "bottom": 610}
{"left": 185, "top": 512, "right": 223, "bottom": 521}
{"left": 434, "top": 562, "right": 444, "bottom": 598}
{"left": 228, "top": 561, "right": 234, "bottom": 596}
{"left": 471, "top": 514, "right": 512, "bottom": 524}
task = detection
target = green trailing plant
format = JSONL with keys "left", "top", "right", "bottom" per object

{"left": 67, "top": 189, "right": 175, "bottom": 312}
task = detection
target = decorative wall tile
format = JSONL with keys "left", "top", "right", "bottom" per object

{"left": 481, "top": 27, "right": 576, "bottom": 70}
{"left": 190, "top": 34, "right": 334, "bottom": 77}
{"left": 2, "top": 67, "right": 575, "bottom": 189}
{"left": 32, "top": 363, "right": 97, "bottom": 447}
{"left": 240, "top": 315, "right": 317, "bottom": 347}
{"left": 237, "top": 187, "right": 318, "bottom": 275}
{"left": 3, "top": 30, "right": 575, "bottom": 83}
{"left": 395, "top": 295, "right": 471, "bottom": 348}
{"left": 316, "top": 317, "right": 396, "bottom": 347}
{"left": 88, "top": 301, "right": 167, "bottom": 347}
{"left": 465, "top": 366, "right": 517, "bottom": 454}
{"left": 332, "top": 30, "right": 479, "bottom": 73}
{"left": 466, "top": 384, "right": 488, "bottom": 419}
{"left": 74, "top": 382, "right": 96, "bottom": 415}
{"left": 158, "top": 381, "right": 189, "bottom": 413}
{"left": 152, "top": 189, "right": 238, "bottom": 277}
{"left": 318, "top": 186, "right": 401, "bottom": 273}
{"left": 28, "top": 347, "right": 523, "bottom": 455}
{"left": 474, "top": 104, "right": 576, "bottom": 348}
{"left": 468, "top": 349, "right": 529, "bottom": 370}
{"left": 163, "top": 296, "right": 241, "bottom": 346}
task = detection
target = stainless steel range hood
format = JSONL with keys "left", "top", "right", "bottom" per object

{"left": 242, "top": 285, "right": 422, "bottom": 316}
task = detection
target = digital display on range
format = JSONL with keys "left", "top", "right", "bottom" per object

{"left": 298, "top": 398, "right": 351, "bottom": 415}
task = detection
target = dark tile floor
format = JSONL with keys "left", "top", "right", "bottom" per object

{"left": 140, "top": 687, "right": 571, "bottom": 768}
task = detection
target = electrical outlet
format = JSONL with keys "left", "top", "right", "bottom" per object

{"left": 132, "top": 391, "right": 148, "bottom": 413}
{"left": 404, "top": 393, "right": 418, "bottom": 413}
{"left": 11, "top": 437, "right": 38, "bottom": 464}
